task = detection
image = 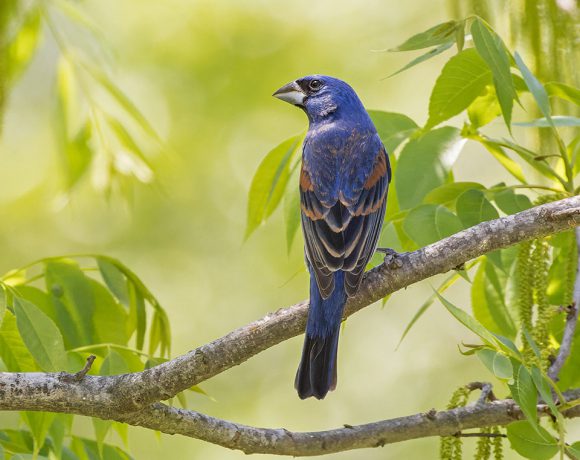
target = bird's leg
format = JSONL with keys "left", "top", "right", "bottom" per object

{"left": 376, "top": 247, "right": 406, "bottom": 269}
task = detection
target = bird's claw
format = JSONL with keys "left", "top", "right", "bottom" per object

{"left": 376, "top": 247, "right": 406, "bottom": 269}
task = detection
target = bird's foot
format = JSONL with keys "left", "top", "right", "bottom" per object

{"left": 376, "top": 247, "right": 406, "bottom": 269}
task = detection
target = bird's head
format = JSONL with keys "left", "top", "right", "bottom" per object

{"left": 273, "top": 75, "right": 365, "bottom": 123}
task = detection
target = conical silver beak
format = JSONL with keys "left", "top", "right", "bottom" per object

{"left": 273, "top": 81, "right": 306, "bottom": 106}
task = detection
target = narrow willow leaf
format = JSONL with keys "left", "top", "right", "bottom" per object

{"left": 397, "top": 270, "right": 464, "bottom": 348}
{"left": 530, "top": 366, "right": 559, "bottom": 418}
{"left": 522, "top": 327, "right": 542, "bottom": 361}
{"left": 14, "top": 298, "right": 67, "bottom": 372}
{"left": 474, "top": 140, "right": 526, "bottom": 184}
{"left": 423, "top": 182, "right": 484, "bottom": 210}
{"left": 283, "top": 187, "right": 300, "bottom": 253}
{"left": 98, "top": 258, "right": 130, "bottom": 306}
{"left": 509, "top": 365, "right": 539, "bottom": 431}
{"left": 245, "top": 135, "right": 301, "bottom": 238}
{"left": 546, "top": 81, "right": 580, "bottom": 106}
{"left": 507, "top": 421, "right": 559, "bottom": 460}
{"left": 387, "top": 42, "right": 453, "bottom": 78}
{"left": 436, "top": 292, "right": 498, "bottom": 347}
{"left": 514, "top": 116, "right": 580, "bottom": 128}
{"left": 106, "top": 115, "right": 154, "bottom": 182}
{"left": 403, "top": 204, "right": 462, "bottom": 247}
{"left": 6, "top": 7, "right": 41, "bottom": 84}
{"left": 471, "top": 18, "right": 516, "bottom": 129}
{"left": 426, "top": 48, "right": 492, "bottom": 129}
{"left": 0, "top": 311, "right": 37, "bottom": 372}
{"left": 514, "top": 52, "right": 552, "bottom": 124}
{"left": 80, "top": 59, "right": 162, "bottom": 144}
{"left": 455, "top": 20, "right": 465, "bottom": 51}
{"left": 456, "top": 189, "right": 499, "bottom": 228}
{"left": 396, "top": 127, "right": 465, "bottom": 209}
{"left": 367, "top": 111, "right": 418, "bottom": 152}
{"left": 389, "top": 20, "right": 458, "bottom": 51}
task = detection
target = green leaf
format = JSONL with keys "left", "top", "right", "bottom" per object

{"left": 100, "top": 349, "right": 129, "bottom": 376}
{"left": 245, "top": 135, "right": 301, "bottom": 238}
{"left": 90, "top": 280, "right": 129, "bottom": 346}
{"left": 492, "top": 351, "right": 513, "bottom": 379}
{"left": 507, "top": 421, "right": 559, "bottom": 460}
{"left": 49, "top": 414, "right": 72, "bottom": 459}
{"left": 403, "top": 204, "right": 462, "bottom": 247}
{"left": 546, "top": 81, "right": 580, "bottom": 106}
{"left": 0, "top": 310, "right": 37, "bottom": 372}
{"left": 396, "top": 127, "right": 465, "bottom": 209}
{"left": 476, "top": 348, "right": 513, "bottom": 380}
{"left": 492, "top": 188, "right": 532, "bottom": 215}
{"left": 514, "top": 116, "right": 580, "bottom": 128}
{"left": 423, "top": 182, "right": 484, "bottom": 210}
{"left": 98, "top": 259, "right": 130, "bottom": 307}
{"left": 477, "top": 140, "right": 527, "bottom": 184}
{"left": 471, "top": 259, "right": 516, "bottom": 338}
{"left": 0, "top": 285, "right": 6, "bottom": 325}
{"left": 45, "top": 260, "right": 95, "bottom": 346}
{"left": 426, "top": 48, "right": 492, "bottom": 128}
{"left": 22, "top": 412, "right": 54, "bottom": 456}
{"left": 471, "top": 18, "right": 516, "bottom": 129}
{"left": 387, "top": 42, "right": 453, "bottom": 78}
{"left": 368, "top": 111, "right": 418, "bottom": 152}
{"left": 397, "top": 270, "right": 464, "bottom": 348}
{"left": 389, "top": 20, "right": 459, "bottom": 51}
{"left": 14, "top": 298, "right": 67, "bottom": 372}
{"left": 509, "top": 366, "right": 539, "bottom": 431}
{"left": 92, "top": 418, "right": 112, "bottom": 457}
{"left": 436, "top": 292, "right": 498, "bottom": 347}
{"left": 456, "top": 189, "right": 499, "bottom": 228}
{"left": 128, "top": 282, "right": 146, "bottom": 350}
{"left": 514, "top": 52, "right": 552, "bottom": 124}
{"left": 530, "top": 366, "right": 559, "bottom": 417}
{"left": 567, "top": 442, "right": 580, "bottom": 459}
{"left": 283, "top": 186, "right": 301, "bottom": 253}
{"left": 468, "top": 85, "right": 501, "bottom": 128}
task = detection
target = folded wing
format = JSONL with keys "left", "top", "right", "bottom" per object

{"left": 300, "top": 140, "right": 390, "bottom": 298}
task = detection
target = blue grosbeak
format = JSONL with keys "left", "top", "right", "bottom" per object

{"left": 273, "top": 75, "right": 391, "bottom": 399}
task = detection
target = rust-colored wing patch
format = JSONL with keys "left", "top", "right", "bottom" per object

{"left": 363, "top": 147, "right": 387, "bottom": 189}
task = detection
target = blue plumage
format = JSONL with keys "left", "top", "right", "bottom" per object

{"left": 273, "top": 75, "right": 390, "bottom": 399}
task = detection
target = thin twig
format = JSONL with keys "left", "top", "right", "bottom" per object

{"left": 549, "top": 227, "right": 580, "bottom": 381}
{"left": 59, "top": 355, "right": 96, "bottom": 383}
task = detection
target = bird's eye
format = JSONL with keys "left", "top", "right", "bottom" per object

{"left": 309, "top": 79, "right": 322, "bottom": 91}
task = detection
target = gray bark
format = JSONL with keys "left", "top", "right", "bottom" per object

{"left": 0, "top": 196, "right": 579, "bottom": 455}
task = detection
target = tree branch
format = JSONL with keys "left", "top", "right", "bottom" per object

{"left": 549, "top": 227, "right": 580, "bottom": 381}
{"left": 0, "top": 196, "right": 579, "bottom": 455}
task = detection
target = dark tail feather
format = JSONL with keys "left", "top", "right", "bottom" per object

{"left": 295, "top": 270, "right": 346, "bottom": 399}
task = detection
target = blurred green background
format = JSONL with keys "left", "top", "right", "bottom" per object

{"left": 1, "top": 0, "right": 578, "bottom": 458}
